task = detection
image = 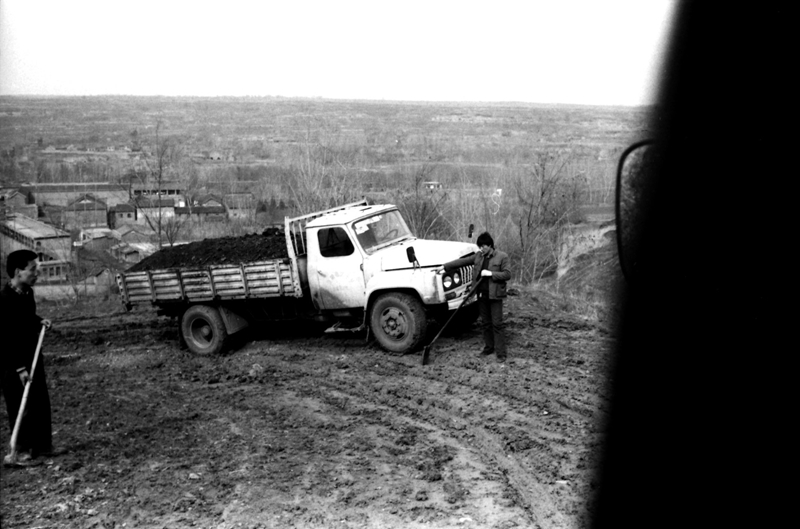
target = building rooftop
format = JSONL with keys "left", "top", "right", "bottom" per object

{"left": 175, "top": 206, "right": 227, "bottom": 215}
{"left": 117, "top": 224, "right": 151, "bottom": 236}
{"left": 195, "top": 194, "right": 224, "bottom": 206}
{"left": 1, "top": 214, "right": 70, "bottom": 239}
{"left": 134, "top": 197, "right": 175, "bottom": 208}
{"left": 66, "top": 194, "right": 108, "bottom": 211}
{"left": 20, "top": 182, "right": 125, "bottom": 193}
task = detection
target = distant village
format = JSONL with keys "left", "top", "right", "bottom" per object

{"left": 0, "top": 135, "right": 285, "bottom": 299}
{"left": 0, "top": 176, "right": 268, "bottom": 296}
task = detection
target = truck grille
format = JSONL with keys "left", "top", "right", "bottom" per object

{"left": 460, "top": 264, "right": 474, "bottom": 285}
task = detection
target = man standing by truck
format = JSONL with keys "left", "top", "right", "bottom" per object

{"left": 1, "top": 250, "right": 56, "bottom": 466}
{"left": 444, "top": 232, "right": 512, "bottom": 363}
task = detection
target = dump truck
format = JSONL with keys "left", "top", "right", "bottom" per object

{"left": 117, "top": 199, "right": 480, "bottom": 355}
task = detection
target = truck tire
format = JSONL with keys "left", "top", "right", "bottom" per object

{"left": 370, "top": 292, "right": 428, "bottom": 354}
{"left": 181, "top": 305, "right": 229, "bottom": 356}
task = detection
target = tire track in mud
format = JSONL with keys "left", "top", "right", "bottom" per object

{"left": 168, "top": 373, "right": 533, "bottom": 528}
{"left": 235, "top": 333, "right": 610, "bottom": 529}
{"left": 306, "top": 380, "right": 569, "bottom": 529}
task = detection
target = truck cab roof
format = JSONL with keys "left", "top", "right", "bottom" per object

{"left": 305, "top": 204, "right": 397, "bottom": 228}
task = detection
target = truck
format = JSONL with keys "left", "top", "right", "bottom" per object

{"left": 117, "top": 199, "right": 480, "bottom": 356}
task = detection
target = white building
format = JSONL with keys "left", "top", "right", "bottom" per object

{"left": 0, "top": 214, "right": 72, "bottom": 282}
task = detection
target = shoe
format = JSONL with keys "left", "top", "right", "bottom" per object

{"left": 479, "top": 348, "right": 494, "bottom": 357}
{"left": 496, "top": 357, "right": 506, "bottom": 364}
{"left": 3, "top": 451, "right": 42, "bottom": 467}
{"left": 34, "top": 446, "right": 68, "bottom": 458}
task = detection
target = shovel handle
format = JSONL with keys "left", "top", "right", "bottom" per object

{"left": 427, "top": 276, "right": 485, "bottom": 350}
{"left": 8, "top": 324, "right": 47, "bottom": 455}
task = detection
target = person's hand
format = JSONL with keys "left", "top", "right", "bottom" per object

{"left": 42, "top": 319, "right": 52, "bottom": 330}
{"left": 436, "top": 267, "right": 446, "bottom": 275}
{"left": 481, "top": 269, "right": 493, "bottom": 277}
{"left": 18, "top": 369, "right": 30, "bottom": 386}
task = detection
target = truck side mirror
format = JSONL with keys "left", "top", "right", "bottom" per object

{"left": 616, "top": 139, "right": 660, "bottom": 282}
{"left": 468, "top": 224, "right": 474, "bottom": 238}
{"left": 406, "top": 246, "right": 420, "bottom": 269}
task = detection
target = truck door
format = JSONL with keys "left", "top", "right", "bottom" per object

{"left": 307, "top": 226, "right": 366, "bottom": 310}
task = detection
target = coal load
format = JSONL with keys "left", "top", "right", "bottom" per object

{"left": 128, "top": 230, "right": 288, "bottom": 272}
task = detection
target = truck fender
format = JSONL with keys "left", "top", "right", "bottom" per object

{"left": 218, "top": 306, "right": 250, "bottom": 335}
{"left": 364, "top": 287, "right": 421, "bottom": 325}
{"left": 365, "top": 270, "right": 443, "bottom": 307}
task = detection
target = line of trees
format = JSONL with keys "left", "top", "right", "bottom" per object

{"left": 118, "top": 121, "right": 597, "bottom": 284}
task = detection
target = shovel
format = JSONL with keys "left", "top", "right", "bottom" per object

{"left": 421, "top": 277, "right": 484, "bottom": 366}
{"left": 4, "top": 324, "right": 47, "bottom": 467}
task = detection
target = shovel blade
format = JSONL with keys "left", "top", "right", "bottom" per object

{"left": 421, "top": 345, "right": 433, "bottom": 366}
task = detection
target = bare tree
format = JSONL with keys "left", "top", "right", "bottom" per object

{"left": 286, "top": 118, "right": 363, "bottom": 214}
{"left": 160, "top": 216, "right": 185, "bottom": 247}
{"left": 122, "top": 122, "right": 187, "bottom": 249}
{"left": 393, "top": 163, "right": 449, "bottom": 239}
{"left": 513, "top": 150, "right": 582, "bottom": 282}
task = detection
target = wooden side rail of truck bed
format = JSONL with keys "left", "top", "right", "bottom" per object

{"left": 117, "top": 259, "right": 302, "bottom": 305}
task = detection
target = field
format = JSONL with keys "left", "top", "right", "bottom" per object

{"left": 0, "top": 270, "right": 620, "bottom": 528}
{"left": 2, "top": 96, "right": 637, "bottom": 527}
{"left": 0, "top": 96, "right": 648, "bottom": 160}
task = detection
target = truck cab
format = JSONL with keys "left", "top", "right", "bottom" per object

{"left": 292, "top": 203, "right": 479, "bottom": 352}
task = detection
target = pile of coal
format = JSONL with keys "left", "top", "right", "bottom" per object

{"left": 127, "top": 232, "right": 288, "bottom": 272}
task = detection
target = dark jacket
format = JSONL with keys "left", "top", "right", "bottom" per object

{"left": 444, "top": 248, "right": 512, "bottom": 300}
{"left": 0, "top": 282, "right": 44, "bottom": 375}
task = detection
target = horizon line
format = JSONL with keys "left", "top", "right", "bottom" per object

{"left": 0, "top": 93, "right": 654, "bottom": 109}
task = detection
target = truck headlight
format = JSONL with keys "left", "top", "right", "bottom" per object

{"left": 442, "top": 275, "right": 453, "bottom": 289}
{"left": 453, "top": 272, "right": 461, "bottom": 285}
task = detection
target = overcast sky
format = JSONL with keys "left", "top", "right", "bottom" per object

{"left": 0, "top": 0, "right": 676, "bottom": 106}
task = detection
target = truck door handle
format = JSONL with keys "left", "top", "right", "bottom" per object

{"left": 318, "top": 271, "right": 327, "bottom": 277}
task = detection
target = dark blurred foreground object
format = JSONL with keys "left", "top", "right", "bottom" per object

{"left": 594, "top": 3, "right": 792, "bottom": 527}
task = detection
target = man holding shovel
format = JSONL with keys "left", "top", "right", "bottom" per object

{"left": 444, "top": 232, "right": 512, "bottom": 363}
{"left": 1, "top": 250, "right": 56, "bottom": 466}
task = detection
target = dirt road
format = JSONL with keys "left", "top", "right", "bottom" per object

{"left": 1, "top": 289, "right": 615, "bottom": 528}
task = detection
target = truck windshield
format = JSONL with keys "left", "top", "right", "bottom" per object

{"left": 353, "top": 210, "right": 413, "bottom": 254}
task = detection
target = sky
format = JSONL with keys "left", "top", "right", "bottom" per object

{"left": 0, "top": 0, "right": 677, "bottom": 106}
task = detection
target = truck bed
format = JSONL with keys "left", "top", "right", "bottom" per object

{"left": 118, "top": 259, "right": 301, "bottom": 305}
{"left": 118, "top": 199, "right": 371, "bottom": 307}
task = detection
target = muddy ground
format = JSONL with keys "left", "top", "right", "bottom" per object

{"left": 1, "top": 279, "right": 618, "bottom": 529}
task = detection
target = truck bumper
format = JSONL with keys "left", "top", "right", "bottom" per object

{"left": 446, "top": 290, "right": 476, "bottom": 310}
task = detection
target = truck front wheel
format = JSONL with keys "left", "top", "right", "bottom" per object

{"left": 370, "top": 293, "right": 428, "bottom": 354}
{"left": 181, "top": 305, "right": 229, "bottom": 356}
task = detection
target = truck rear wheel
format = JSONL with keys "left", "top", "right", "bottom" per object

{"left": 370, "top": 293, "right": 428, "bottom": 354}
{"left": 181, "top": 305, "right": 229, "bottom": 356}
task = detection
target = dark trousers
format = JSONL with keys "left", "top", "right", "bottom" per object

{"left": 1, "top": 362, "right": 52, "bottom": 455}
{"left": 478, "top": 294, "right": 506, "bottom": 359}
